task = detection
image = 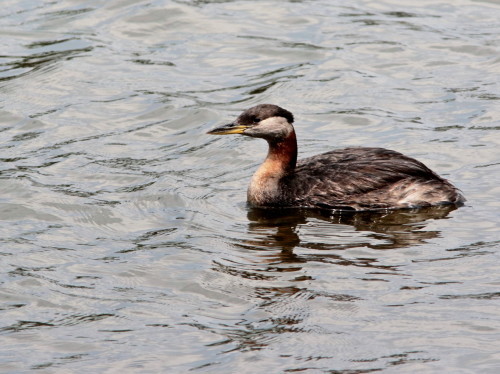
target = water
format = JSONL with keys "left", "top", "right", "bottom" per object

{"left": 1, "top": 0, "right": 499, "bottom": 372}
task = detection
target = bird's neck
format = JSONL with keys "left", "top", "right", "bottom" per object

{"left": 265, "top": 130, "right": 298, "bottom": 173}
{"left": 247, "top": 131, "right": 297, "bottom": 206}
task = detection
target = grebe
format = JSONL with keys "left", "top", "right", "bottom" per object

{"left": 207, "top": 104, "right": 465, "bottom": 211}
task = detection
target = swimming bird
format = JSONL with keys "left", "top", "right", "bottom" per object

{"left": 207, "top": 104, "right": 465, "bottom": 211}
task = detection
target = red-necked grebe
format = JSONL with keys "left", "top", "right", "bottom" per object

{"left": 207, "top": 104, "right": 465, "bottom": 211}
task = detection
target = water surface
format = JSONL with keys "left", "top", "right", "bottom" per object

{"left": 1, "top": 0, "right": 499, "bottom": 372}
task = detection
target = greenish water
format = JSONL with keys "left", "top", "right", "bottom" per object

{"left": 1, "top": 0, "right": 499, "bottom": 372}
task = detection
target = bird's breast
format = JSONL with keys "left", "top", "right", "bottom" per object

{"left": 247, "top": 159, "right": 287, "bottom": 206}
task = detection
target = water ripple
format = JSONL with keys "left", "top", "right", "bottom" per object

{"left": 1, "top": 0, "right": 499, "bottom": 372}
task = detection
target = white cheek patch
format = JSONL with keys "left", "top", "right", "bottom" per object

{"left": 258, "top": 117, "right": 293, "bottom": 137}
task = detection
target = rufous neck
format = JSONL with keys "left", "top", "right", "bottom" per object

{"left": 265, "top": 130, "right": 297, "bottom": 174}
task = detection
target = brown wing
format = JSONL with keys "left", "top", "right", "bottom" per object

{"left": 284, "top": 147, "right": 458, "bottom": 210}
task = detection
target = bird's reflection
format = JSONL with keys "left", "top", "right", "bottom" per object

{"left": 216, "top": 204, "right": 458, "bottom": 279}
{"left": 247, "top": 204, "right": 458, "bottom": 253}
{"left": 210, "top": 205, "right": 458, "bottom": 354}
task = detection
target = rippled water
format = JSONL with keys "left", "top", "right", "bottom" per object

{"left": 1, "top": 0, "right": 499, "bottom": 372}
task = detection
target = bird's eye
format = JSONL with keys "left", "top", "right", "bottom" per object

{"left": 253, "top": 118, "right": 260, "bottom": 123}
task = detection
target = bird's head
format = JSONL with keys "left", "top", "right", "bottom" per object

{"left": 207, "top": 104, "right": 295, "bottom": 142}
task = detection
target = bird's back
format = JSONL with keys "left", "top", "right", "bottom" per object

{"left": 283, "top": 147, "right": 464, "bottom": 210}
